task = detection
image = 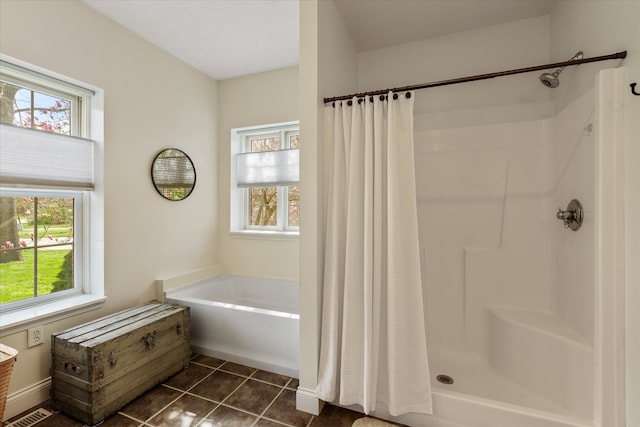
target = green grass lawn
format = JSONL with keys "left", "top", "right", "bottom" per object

{"left": 18, "top": 225, "right": 73, "bottom": 241}
{"left": 0, "top": 250, "right": 71, "bottom": 304}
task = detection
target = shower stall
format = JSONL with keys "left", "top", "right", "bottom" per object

{"left": 380, "top": 67, "right": 625, "bottom": 427}
{"left": 311, "top": 43, "right": 627, "bottom": 424}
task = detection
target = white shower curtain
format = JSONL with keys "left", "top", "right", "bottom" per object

{"left": 317, "top": 92, "right": 432, "bottom": 416}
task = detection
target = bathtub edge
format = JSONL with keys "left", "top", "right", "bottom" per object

{"left": 155, "top": 265, "right": 223, "bottom": 301}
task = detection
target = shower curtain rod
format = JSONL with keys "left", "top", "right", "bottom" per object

{"left": 323, "top": 51, "right": 627, "bottom": 103}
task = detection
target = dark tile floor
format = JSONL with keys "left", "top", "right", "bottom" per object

{"left": 6, "top": 355, "right": 365, "bottom": 427}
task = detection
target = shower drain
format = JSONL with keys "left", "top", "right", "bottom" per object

{"left": 436, "top": 374, "right": 454, "bottom": 385}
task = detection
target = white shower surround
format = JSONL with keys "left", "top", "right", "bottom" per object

{"left": 353, "top": 68, "right": 625, "bottom": 427}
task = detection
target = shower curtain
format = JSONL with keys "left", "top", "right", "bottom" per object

{"left": 317, "top": 92, "right": 432, "bottom": 416}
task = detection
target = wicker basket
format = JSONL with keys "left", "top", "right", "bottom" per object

{"left": 0, "top": 344, "right": 18, "bottom": 422}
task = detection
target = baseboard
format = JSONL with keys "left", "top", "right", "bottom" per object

{"left": 3, "top": 378, "right": 50, "bottom": 422}
{"left": 296, "top": 387, "right": 325, "bottom": 415}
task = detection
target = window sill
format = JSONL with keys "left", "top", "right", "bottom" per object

{"left": 0, "top": 294, "right": 106, "bottom": 336}
{"left": 230, "top": 230, "right": 299, "bottom": 241}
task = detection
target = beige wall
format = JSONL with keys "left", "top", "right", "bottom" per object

{"left": 298, "top": 0, "right": 358, "bottom": 409}
{"left": 0, "top": 0, "right": 219, "bottom": 414}
{"left": 217, "top": 66, "right": 300, "bottom": 280}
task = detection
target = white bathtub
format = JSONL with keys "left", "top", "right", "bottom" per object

{"left": 165, "top": 274, "right": 299, "bottom": 378}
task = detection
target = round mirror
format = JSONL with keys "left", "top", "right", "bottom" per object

{"left": 151, "top": 148, "right": 196, "bottom": 201}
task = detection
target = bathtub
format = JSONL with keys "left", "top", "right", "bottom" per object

{"left": 165, "top": 274, "right": 299, "bottom": 378}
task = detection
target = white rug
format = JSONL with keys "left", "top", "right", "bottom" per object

{"left": 352, "top": 417, "right": 400, "bottom": 427}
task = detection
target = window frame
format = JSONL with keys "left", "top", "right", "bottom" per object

{"left": 230, "top": 121, "right": 300, "bottom": 237}
{"left": 0, "top": 55, "right": 105, "bottom": 332}
{"left": 1, "top": 73, "right": 81, "bottom": 136}
{"left": 1, "top": 59, "right": 93, "bottom": 137}
{"left": 0, "top": 188, "right": 85, "bottom": 310}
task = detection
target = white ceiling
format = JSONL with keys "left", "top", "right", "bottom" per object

{"left": 82, "top": 0, "right": 300, "bottom": 80}
{"left": 83, "top": 0, "right": 555, "bottom": 81}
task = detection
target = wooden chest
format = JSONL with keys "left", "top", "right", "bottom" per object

{"left": 50, "top": 301, "right": 190, "bottom": 425}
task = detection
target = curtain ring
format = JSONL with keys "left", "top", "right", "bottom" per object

{"left": 369, "top": 96, "right": 374, "bottom": 103}
{"left": 358, "top": 98, "right": 364, "bottom": 104}
{"left": 405, "top": 92, "right": 412, "bottom": 99}
{"left": 393, "top": 93, "right": 399, "bottom": 100}
{"left": 347, "top": 100, "right": 353, "bottom": 106}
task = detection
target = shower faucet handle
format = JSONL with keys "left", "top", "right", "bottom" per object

{"left": 556, "top": 207, "right": 575, "bottom": 224}
{"left": 556, "top": 199, "right": 583, "bottom": 231}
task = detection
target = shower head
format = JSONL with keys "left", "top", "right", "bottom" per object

{"left": 539, "top": 70, "right": 561, "bottom": 88}
{"left": 539, "top": 51, "right": 583, "bottom": 88}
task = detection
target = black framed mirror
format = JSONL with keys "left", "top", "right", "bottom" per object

{"left": 151, "top": 148, "right": 196, "bottom": 201}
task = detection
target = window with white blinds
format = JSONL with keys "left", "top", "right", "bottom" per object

{"left": 230, "top": 122, "right": 300, "bottom": 235}
{"left": 0, "top": 56, "right": 104, "bottom": 328}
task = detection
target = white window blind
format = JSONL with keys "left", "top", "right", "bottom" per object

{"left": 236, "top": 148, "right": 299, "bottom": 188}
{"left": 0, "top": 123, "right": 94, "bottom": 189}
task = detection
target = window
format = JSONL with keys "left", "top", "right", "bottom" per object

{"left": 0, "top": 75, "right": 78, "bottom": 135}
{"left": 0, "top": 191, "right": 82, "bottom": 307}
{"left": 0, "top": 57, "right": 104, "bottom": 329}
{"left": 231, "top": 122, "right": 300, "bottom": 235}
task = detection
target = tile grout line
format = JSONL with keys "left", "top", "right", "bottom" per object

{"left": 116, "top": 384, "right": 191, "bottom": 425}
{"left": 193, "top": 356, "right": 296, "bottom": 389}
{"left": 185, "top": 356, "right": 234, "bottom": 424}
{"left": 193, "top": 361, "right": 252, "bottom": 426}
{"left": 90, "top": 357, "right": 309, "bottom": 427}
{"left": 218, "top": 375, "right": 251, "bottom": 406}
{"left": 194, "top": 405, "right": 220, "bottom": 427}
{"left": 249, "top": 372, "right": 295, "bottom": 389}
{"left": 306, "top": 414, "right": 316, "bottom": 427}
{"left": 259, "top": 417, "right": 301, "bottom": 427}
{"left": 19, "top": 356, "right": 335, "bottom": 427}
{"left": 244, "top": 370, "right": 306, "bottom": 427}
{"left": 139, "top": 365, "right": 219, "bottom": 423}
{"left": 252, "top": 381, "right": 311, "bottom": 427}
{"left": 167, "top": 362, "right": 220, "bottom": 394}
{"left": 119, "top": 356, "right": 222, "bottom": 426}
{"left": 146, "top": 388, "right": 187, "bottom": 425}
{"left": 251, "top": 384, "right": 286, "bottom": 427}
{"left": 112, "top": 412, "right": 148, "bottom": 425}
{"left": 193, "top": 364, "right": 254, "bottom": 427}
{"left": 205, "top": 364, "right": 302, "bottom": 427}
{"left": 113, "top": 387, "right": 186, "bottom": 427}
{"left": 217, "top": 364, "right": 259, "bottom": 378}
